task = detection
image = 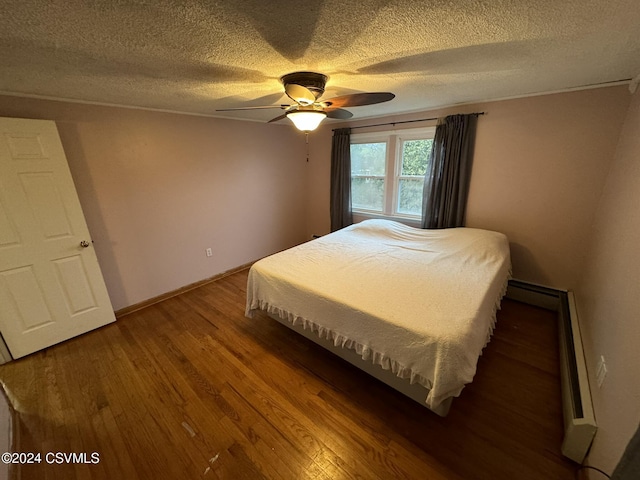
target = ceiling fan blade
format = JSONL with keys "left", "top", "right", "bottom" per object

{"left": 285, "top": 83, "right": 316, "bottom": 105}
{"left": 324, "top": 92, "right": 395, "bottom": 108}
{"left": 267, "top": 113, "right": 288, "bottom": 123}
{"left": 216, "top": 105, "right": 289, "bottom": 112}
{"left": 326, "top": 108, "right": 353, "bottom": 119}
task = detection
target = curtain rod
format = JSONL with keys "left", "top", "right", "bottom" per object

{"left": 332, "top": 111, "right": 485, "bottom": 131}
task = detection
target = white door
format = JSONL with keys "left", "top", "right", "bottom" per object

{"left": 0, "top": 117, "right": 115, "bottom": 359}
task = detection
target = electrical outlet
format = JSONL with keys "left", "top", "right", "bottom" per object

{"left": 596, "top": 355, "right": 607, "bottom": 388}
{"left": 206, "top": 248, "right": 212, "bottom": 257}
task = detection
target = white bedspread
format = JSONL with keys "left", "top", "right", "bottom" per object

{"left": 245, "top": 219, "right": 511, "bottom": 410}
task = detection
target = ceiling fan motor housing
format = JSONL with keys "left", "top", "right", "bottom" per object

{"left": 216, "top": 71, "right": 392, "bottom": 124}
{"left": 280, "top": 71, "right": 328, "bottom": 99}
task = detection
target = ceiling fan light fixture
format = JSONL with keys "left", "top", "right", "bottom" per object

{"left": 286, "top": 110, "right": 327, "bottom": 132}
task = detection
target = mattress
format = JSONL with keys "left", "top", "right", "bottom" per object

{"left": 245, "top": 219, "right": 511, "bottom": 410}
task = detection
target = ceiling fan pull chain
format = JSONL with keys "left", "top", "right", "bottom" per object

{"left": 305, "top": 132, "right": 310, "bottom": 162}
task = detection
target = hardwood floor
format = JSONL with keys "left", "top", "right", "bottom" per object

{"left": 0, "top": 269, "right": 576, "bottom": 479}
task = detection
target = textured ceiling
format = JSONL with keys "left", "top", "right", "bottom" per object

{"left": 1, "top": 0, "right": 639, "bottom": 124}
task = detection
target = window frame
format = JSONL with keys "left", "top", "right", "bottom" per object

{"left": 350, "top": 126, "right": 435, "bottom": 222}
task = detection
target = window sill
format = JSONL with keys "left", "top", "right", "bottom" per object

{"left": 352, "top": 211, "right": 422, "bottom": 228}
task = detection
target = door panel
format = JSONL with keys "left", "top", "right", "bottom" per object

{"left": 0, "top": 199, "right": 20, "bottom": 247}
{"left": 0, "top": 117, "right": 115, "bottom": 358}
{"left": 21, "top": 172, "right": 74, "bottom": 239}
{"left": 5, "top": 132, "right": 47, "bottom": 159}
{"left": 52, "top": 255, "right": 98, "bottom": 314}
{"left": 1, "top": 266, "right": 54, "bottom": 331}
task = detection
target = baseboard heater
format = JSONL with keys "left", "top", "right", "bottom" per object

{"left": 507, "top": 281, "right": 597, "bottom": 463}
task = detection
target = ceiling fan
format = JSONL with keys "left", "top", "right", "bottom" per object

{"left": 216, "top": 71, "right": 395, "bottom": 131}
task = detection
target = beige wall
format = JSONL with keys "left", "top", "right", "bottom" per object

{"left": 0, "top": 96, "right": 308, "bottom": 310}
{"left": 577, "top": 88, "right": 640, "bottom": 476}
{"left": 308, "top": 86, "right": 630, "bottom": 290}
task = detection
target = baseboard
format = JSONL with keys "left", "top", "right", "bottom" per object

{"left": 114, "top": 262, "right": 253, "bottom": 318}
{"left": 559, "top": 291, "right": 597, "bottom": 463}
{"left": 505, "top": 279, "right": 596, "bottom": 463}
{"left": 505, "top": 279, "right": 566, "bottom": 311}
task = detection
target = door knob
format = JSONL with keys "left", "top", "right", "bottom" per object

{"left": 80, "top": 240, "right": 91, "bottom": 248}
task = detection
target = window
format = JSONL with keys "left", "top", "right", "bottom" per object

{"left": 350, "top": 127, "right": 434, "bottom": 219}
{"left": 350, "top": 142, "right": 386, "bottom": 212}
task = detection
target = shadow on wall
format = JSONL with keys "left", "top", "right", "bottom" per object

{"left": 56, "top": 120, "right": 127, "bottom": 309}
{"left": 509, "top": 242, "right": 553, "bottom": 287}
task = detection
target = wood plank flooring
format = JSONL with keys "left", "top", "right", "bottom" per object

{"left": 0, "top": 269, "right": 577, "bottom": 479}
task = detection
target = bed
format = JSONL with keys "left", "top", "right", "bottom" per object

{"left": 245, "top": 219, "right": 511, "bottom": 416}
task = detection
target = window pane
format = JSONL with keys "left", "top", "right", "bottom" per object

{"left": 351, "top": 142, "right": 386, "bottom": 212}
{"left": 401, "top": 139, "right": 432, "bottom": 176}
{"left": 351, "top": 143, "right": 386, "bottom": 176}
{"left": 351, "top": 177, "right": 384, "bottom": 211}
{"left": 397, "top": 178, "right": 424, "bottom": 215}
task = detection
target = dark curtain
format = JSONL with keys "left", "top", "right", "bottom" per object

{"left": 421, "top": 114, "right": 479, "bottom": 229}
{"left": 330, "top": 128, "right": 353, "bottom": 232}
